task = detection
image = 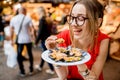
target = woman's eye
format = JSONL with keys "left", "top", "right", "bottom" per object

{"left": 78, "top": 17, "right": 84, "bottom": 21}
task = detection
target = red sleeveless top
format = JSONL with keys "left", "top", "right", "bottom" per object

{"left": 57, "top": 30, "right": 110, "bottom": 80}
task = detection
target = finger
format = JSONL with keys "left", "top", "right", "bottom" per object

{"left": 45, "top": 40, "right": 56, "bottom": 49}
{"left": 47, "top": 36, "right": 57, "bottom": 41}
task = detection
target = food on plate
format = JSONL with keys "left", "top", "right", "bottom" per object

{"left": 49, "top": 47, "right": 86, "bottom": 62}
{"left": 56, "top": 38, "right": 65, "bottom": 44}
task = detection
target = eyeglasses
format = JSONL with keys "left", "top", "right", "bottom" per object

{"left": 67, "top": 15, "right": 88, "bottom": 26}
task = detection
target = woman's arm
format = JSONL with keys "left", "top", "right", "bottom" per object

{"left": 35, "top": 19, "right": 43, "bottom": 45}
{"left": 54, "top": 65, "right": 68, "bottom": 80}
{"left": 45, "top": 35, "right": 68, "bottom": 80}
{"left": 28, "top": 25, "right": 36, "bottom": 43}
{"left": 90, "top": 39, "right": 109, "bottom": 78}
{"left": 78, "top": 39, "right": 110, "bottom": 80}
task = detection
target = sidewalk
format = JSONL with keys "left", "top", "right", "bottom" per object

{"left": 0, "top": 47, "right": 120, "bottom": 80}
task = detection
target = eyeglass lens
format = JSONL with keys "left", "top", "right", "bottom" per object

{"left": 67, "top": 15, "right": 88, "bottom": 26}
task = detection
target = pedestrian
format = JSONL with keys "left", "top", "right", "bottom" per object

{"left": 14, "top": 8, "right": 28, "bottom": 61}
{"left": 4, "top": 21, "right": 17, "bottom": 68}
{"left": 35, "top": 7, "right": 54, "bottom": 74}
{"left": 0, "top": 7, "right": 4, "bottom": 48}
{"left": 10, "top": 7, "right": 35, "bottom": 77}
{"left": 45, "top": 0, "right": 110, "bottom": 80}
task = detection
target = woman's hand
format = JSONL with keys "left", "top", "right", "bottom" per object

{"left": 85, "top": 71, "right": 97, "bottom": 80}
{"left": 77, "top": 64, "right": 97, "bottom": 80}
{"left": 77, "top": 64, "right": 88, "bottom": 72}
{"left": 45, "top": 35, "right": 58, "bottom": 49}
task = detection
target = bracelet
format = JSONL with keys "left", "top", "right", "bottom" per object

{"left": 80, "top": 69, "right": 90, "bottom": 77}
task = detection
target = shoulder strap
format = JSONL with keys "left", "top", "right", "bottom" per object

{"left": 17, "top": 16, "right": 25, "bottom": 36}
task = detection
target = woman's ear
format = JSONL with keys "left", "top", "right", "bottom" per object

{"left": 98, "top": 18, "right": 103, "bottom": 27}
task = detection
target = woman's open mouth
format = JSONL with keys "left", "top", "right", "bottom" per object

{"left": 73, "top": 29, "right": 82, "bottom": 35}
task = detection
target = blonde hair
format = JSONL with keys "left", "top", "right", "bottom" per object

{"left": 37, "top": 7, "right": 46, "bottom": 18}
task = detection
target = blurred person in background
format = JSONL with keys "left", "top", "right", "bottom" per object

{"left": 35, "top": 6, "right": 54, "bottom": 74}
{"left": 4, "top": 21, "right": 11, "bottom": 55}
{"left": 0, "top": 7, "right": 4, "bottom": 48}
{"left": 10, "top": 7, "right": 35, "bottom": 77}
{"left": 14, "top": 8, "right": 28, "bottom": 61}
{"left": 3, "top": 21, "right": 17, "bottom": 68}
{"left": 45, "top": 0, "right": 110, "bottom": 80}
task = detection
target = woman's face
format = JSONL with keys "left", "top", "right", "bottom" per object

{"left": 70, "top": 3, "right": 88, "bottom": 39}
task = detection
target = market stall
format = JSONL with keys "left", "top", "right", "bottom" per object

{"left": 100, "top": 1, "right": 120, "bottom": 61}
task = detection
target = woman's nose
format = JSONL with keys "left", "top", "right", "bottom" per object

{"left": 71, "top": 19, "right": 77, "bottom": 27}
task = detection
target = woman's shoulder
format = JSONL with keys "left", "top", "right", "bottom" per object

{"left": 57, "top": 30, "right": 70, "bottom": 37}
{"left": 57, "top": 29, "right": 71, "bottom": 47}
{"left": 57, "top": 30, "right": 70, "bottom": 40}
{"left": 98, "top": 30, "right": 110, "bottom": 40}
{"left": 60, "top": 29, "right": 70, "bottom": 33}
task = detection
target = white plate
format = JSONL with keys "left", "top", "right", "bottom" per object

{"left": 41, "top": 50, "right": 91, "bottom": 66}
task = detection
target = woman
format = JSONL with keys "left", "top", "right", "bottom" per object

{"left": 45, "top": 0, "right": 110, "bottom": 80}
{"left": 35, "top": 7, "right": 54, "bottom": 74}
